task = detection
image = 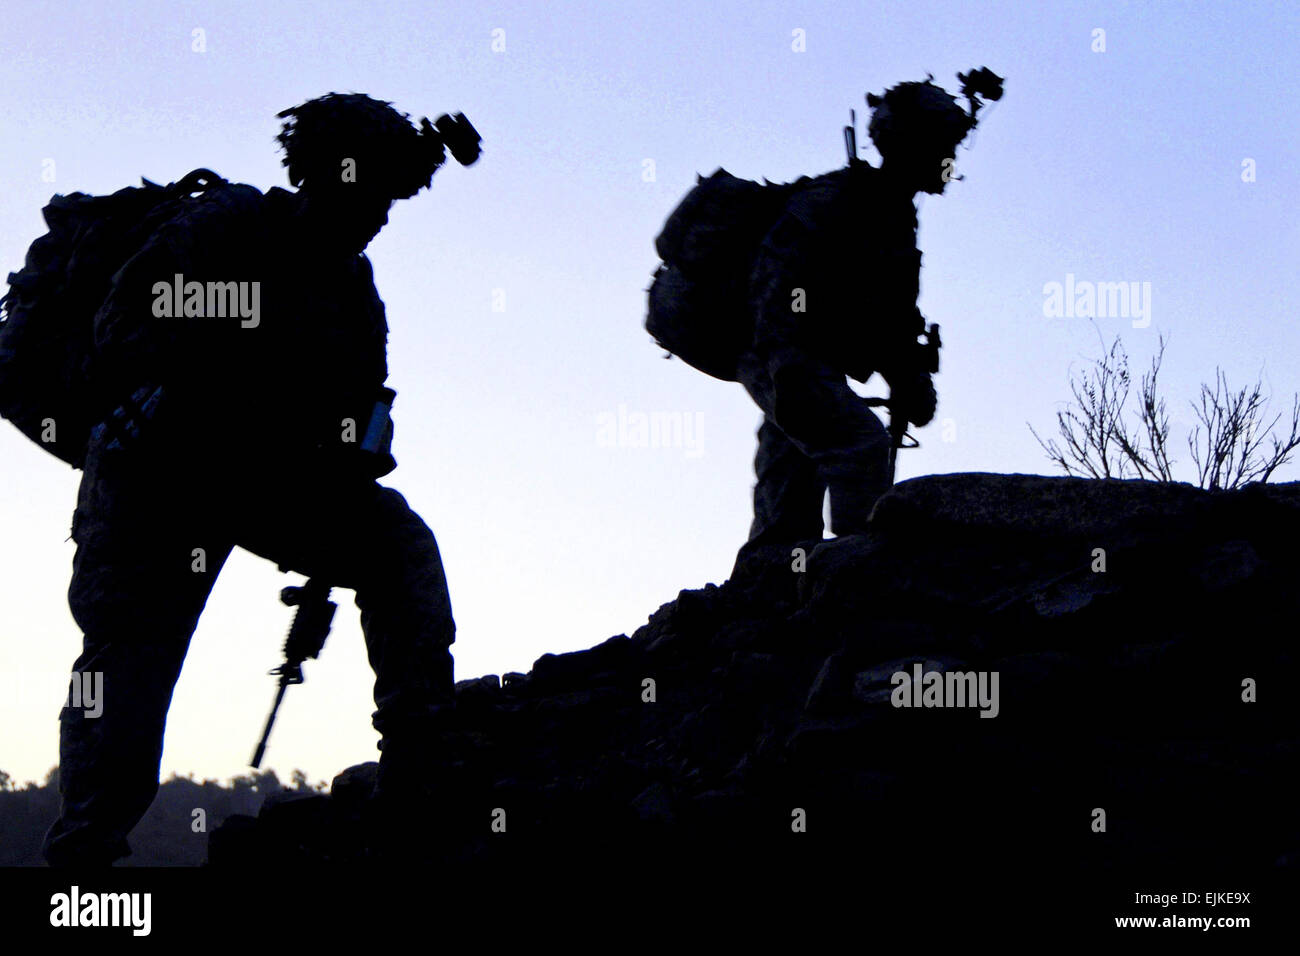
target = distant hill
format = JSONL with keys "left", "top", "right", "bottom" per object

{"left": 0, "top": 768, "right": 325, "bottom": 865}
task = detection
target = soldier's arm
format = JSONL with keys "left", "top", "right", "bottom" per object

{"left": 869, "top": 234, "right": 926, "bottom": 385}
{"left": 347, "top": 254, "right": 398, "bottom": 476}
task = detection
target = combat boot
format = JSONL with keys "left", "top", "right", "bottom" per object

{"left": 370, "top": 714, "right": 464, "bottom": 860}
{"left": 827, "top": 468, "right": 892, "bottom": 536}
{"left": 43, "top": 833, "right": 131, "bottom": 869}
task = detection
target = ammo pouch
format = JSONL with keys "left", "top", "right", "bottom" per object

{"left": 307, "top": 386, "right": 397, "bottom": 479}
{"left": 358, "top": 386, "right": 397, "bottom": 477}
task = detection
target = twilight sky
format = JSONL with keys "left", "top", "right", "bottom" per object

{"left": 1, "top": 0, "right": 1296, "bottom": 788}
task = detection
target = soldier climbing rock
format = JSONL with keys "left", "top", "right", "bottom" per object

{"left": 33, "top": 93, "right": 481, "bottom": 866}
{"left": 647, "top": 69, "right": 1003, "bottom": 571}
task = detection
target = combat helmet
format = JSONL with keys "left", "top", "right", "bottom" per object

{"left": 274, "top": 91, "right": 481, "bottom": 199}
{"left": 865, "top": 67, "right": 1003, "bottom": 162}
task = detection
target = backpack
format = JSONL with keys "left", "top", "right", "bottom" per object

{"left": 646, "top": 168, "right": 797, "bottom": 381}
{"left": 0, "top": 168, "right": 231, "bottom": 468}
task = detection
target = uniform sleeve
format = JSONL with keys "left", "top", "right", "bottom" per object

{"left": 871, "top": 244, "right": 925, "bottom": 388}
{"left": 868, "top": 192, "right": 926, "bottom": 385}
{"left": 825, "top": 190, "right": 926, "bottom": 387}
{"left": 353, "top": 253, "right": 391, "bottom": 386}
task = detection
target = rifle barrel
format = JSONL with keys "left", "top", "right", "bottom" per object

{"left": 250, "top": 680, "right": 289, "bottom": 769}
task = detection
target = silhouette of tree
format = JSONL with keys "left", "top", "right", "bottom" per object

{"left": 1187, "top": 368, "right": 1300, "bottom": 489}
{"left": 1031, "top": 330, "right": 1300, "bottom": 490}
{"left": 0, "top": 765, "right": 314, "bottom": 864}
{"left": 287, "top": 769, "right": 329, "bottom": 791}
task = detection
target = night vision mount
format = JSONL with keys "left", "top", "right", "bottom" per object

{"left": 844, "top": 65, "right": 1004, "bottom": 165}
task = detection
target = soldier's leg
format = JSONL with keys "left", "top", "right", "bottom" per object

{"left": 348, "top": 485, "right": 459, "bottom": 821}
{"left": 736, "top": 352, "right": 827, "bottom": 551}
{"left": 746, "top": 417, "right": 827, "bottom": 545}
{"left": 764, "top": 351, "right": 892, "bottom": 536}
{"left": 352, "top": 485, "right": 457, "bottom": 739}
{"left": 43, "top": 444, "right": 232, "bottom": 866}
{"left": 235, "top": 473, "right": 456, "bottom": 841}
{"left": 235, "top": 474, "right": 457, "bottom": 743}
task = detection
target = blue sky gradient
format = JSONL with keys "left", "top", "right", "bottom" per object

{"left": 1, "top": 0, "right": 1296, "bottom": 787}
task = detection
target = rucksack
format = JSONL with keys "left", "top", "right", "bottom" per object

{"left": 646, "top": 168, "right": 797, "bottom": 381}
{"left": 0, "top": 168, "right": 232, "bottom": 468}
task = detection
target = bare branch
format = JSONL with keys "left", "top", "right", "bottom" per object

{"left": 1035, "top": 330, "right": 1297, "bottom": 490}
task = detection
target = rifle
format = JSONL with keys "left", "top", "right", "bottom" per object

{"left": 250, "top": 578, "right": 337, "bottom": 768}
{"left": 864, "top": 322, "right": 942, "bottom": 484}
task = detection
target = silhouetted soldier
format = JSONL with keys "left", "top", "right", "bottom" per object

{"left": 655, "top": 74, "right": 998, "bottom": 572}
{"left": 40, "top": 93, "right": 480, "bottom": 866}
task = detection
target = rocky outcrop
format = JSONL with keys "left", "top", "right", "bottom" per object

{"left": 208, "top": 474, "right": 1298, "bottom": 884}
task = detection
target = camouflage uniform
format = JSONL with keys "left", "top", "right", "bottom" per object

{"left": 42, "top": 185, "right": 457, "bottom": 866}
{"left": 737, "top": 164, "right": 927, "bottom": 548}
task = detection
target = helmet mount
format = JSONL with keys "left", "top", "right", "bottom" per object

{"left": 846, "top": 67, "right": 1003, "bottom": 166}
{"left": 275, "top": 92, "right": 481, "bottom": 201}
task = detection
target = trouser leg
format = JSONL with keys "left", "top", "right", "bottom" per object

{"left": 745, "top": 417, "right": 827, "bottom": 546}
{"left": 737, "top": 353, "right": 827, "bottom": 550}
{"left": 353, "top": 486, "right": 457, "bottom": 738}
{"left": 43, "top": 622, "right": 215, "bottom": 866}
{"left": 235, "top": 473, "right": 457, "bottom": 742}
{"left": 745, "top": 349, "right": 892, "bottom": 538}
{"left": 43, "top": 447, "right": 230, "bottom": 866}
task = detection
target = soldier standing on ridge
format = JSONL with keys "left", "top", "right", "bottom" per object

{"left": 737, "top": 71, "right": 1004, "bottom": 568}
{"left": 648, "top": 70, "right": 1002, "bottom": 571}
{"left": 39, "top": 93, "right": 480, "bottom": 866}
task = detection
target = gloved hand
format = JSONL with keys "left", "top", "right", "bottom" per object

{"left": 897, "top": 372, "right": 937, "bottom": 427}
